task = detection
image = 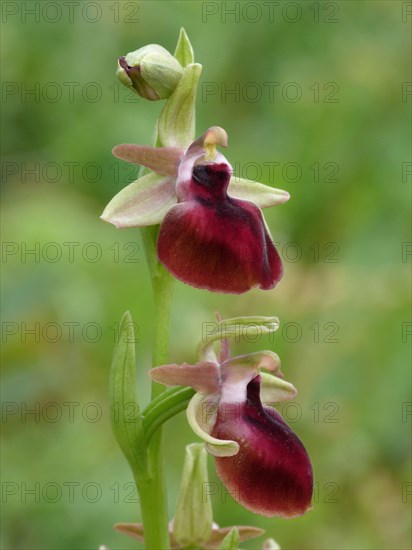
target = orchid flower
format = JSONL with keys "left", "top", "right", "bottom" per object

{"left": 101, "top": 127, "right": 290, "bottom": 294}
{"left": 149, "top": 316, "right": 314, "bottom": 518}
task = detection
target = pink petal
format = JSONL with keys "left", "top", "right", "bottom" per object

{"left": 150, "top": 361, "right": 220, "bottom": 394}
{"left": 112, "top": 144, "right": 184, "bottom": 176}
{"left": 211, "top": 376, "right": 313, "bottom": 518}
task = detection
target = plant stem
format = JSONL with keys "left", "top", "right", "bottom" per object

{"left": 133, "top": 225, "right": 173, "bottom": 550}
{"left": 151, "top": 264, "right": 174, "bottom": 398}
{"left": 135, "top": 431, "right": 170, "bottom": 550}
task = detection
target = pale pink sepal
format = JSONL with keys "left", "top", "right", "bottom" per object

{"left": 112, "top": 144, "right": 184, "bottom": 176}
{"left": 100, "top": 172, "right": 177, "bottom": 228}
{"left": 150, "top": 361, "right": 220, "bottom": 394}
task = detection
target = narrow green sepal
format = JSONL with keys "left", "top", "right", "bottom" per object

{"left": 109, "top": 311, "right": 148, "bottom": 478}
{"left": 157, "top": 63, "right": 202, "bottom": 149}
{"left": 173, "top": 443, "right": 213, "bottom": 547}
{"left": 174, "top": 28, "right": 195, "bottom": 67}
{"left": 228, "top": 177, "right": 290, "bottom": 208}
{"left": 218, "top": 527, "right": 240, "bottom": 550}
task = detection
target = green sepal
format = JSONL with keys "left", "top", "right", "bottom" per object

{"left": 173, "top": 443, "right": 213, "bottom": 547}
{"left": 157, "top": 63, "right": 202, "bottom": 149}
{"left": 109, "top": 311, "right": 148, "bottom": 478}
{"left": 218, "top": 527, "right": 240, "bottom": 550}
{"left": 100, "top": 172, "right": 177, "bottom": 228}
{"left": 174, "top": 27, "right": 195, "bottom": 67}
{"left": 228, "top": 177, "right": 290, "bottom": 208}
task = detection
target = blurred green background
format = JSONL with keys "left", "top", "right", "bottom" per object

{"left": 1, "top": 1, "right": 410, "bottom": 549}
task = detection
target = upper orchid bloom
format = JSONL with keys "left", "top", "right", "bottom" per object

{"left": 101, "top": 127, "right": 290, "bottom": 294}
{"left": 149, "top": 316, "right": 314, "bottom": 518}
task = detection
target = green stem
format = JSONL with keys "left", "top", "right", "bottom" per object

{"left": 135, "top": 431, "right": 169, "bottom": 550}
{"left": 151, "top": 263, "right": 174, "bottom": 399}
{"left": 133, "top": 225, "right": 174, "bottom": 550}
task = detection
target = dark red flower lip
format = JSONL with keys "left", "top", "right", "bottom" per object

{"left": 157, "top": 154, "right": 283, "bottom": 294}
{"left": 212, "top": 376, "right": 313, "bottom": 518}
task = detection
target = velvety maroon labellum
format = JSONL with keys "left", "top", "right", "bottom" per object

{"left": 157, "top": 163, "right": 283, "bottom": 294}
{"left": 211, "top": 376, "right": 313, "bottom": 517}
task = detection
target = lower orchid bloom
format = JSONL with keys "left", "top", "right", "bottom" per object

{"left": 150, "top": 316, "right": 314, "bottom": 518}
{"left": 101, "top": 127, "right": 289, "bottom": 294}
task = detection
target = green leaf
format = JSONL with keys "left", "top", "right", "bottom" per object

{"left": 174, "top": 27, "right": 195, "bottom": 67}
{"left": 142, "top": 386, "right": 195, "bottom": 444}
{"left": 218, "top": 527, "right": 240, "bottom": 550}
{"left": 109, "top": 311, "right": 148, "bottom": 478}
{"left": 173, "top": 443, "right": 213, "bottom": 547}
{"left": 157, "top": 63, "right": 202, "bottom": 149}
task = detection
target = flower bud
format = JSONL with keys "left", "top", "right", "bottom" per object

{"left": 117, "top": 44, "right": 184, "bottom": 100}
{"left": 173, "top": 443, "right": 213, "bottom": 548}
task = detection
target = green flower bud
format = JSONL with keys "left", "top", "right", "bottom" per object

{"left": 173, "top": 443, "right": 213, "bottom": 548}
{"left": 117, "top": 44, "right": 184, "bottom": 101}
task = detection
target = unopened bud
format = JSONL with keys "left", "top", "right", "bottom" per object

{"left": 173, "top": 443, "right": 213, "bottom": 547}
{"left": 117, "top": 44, "right": 184, "bottom": 100}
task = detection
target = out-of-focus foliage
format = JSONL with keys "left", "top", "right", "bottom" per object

{"left": 1, "top": 1, "right": 410, "bottom": 549}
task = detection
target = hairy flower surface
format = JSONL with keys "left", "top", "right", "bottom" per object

{"left": 102, "top": 127, "right": 290, "bottom": 293}
{"left": 149, "top": 317, "right": 313, "bottom": 517}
